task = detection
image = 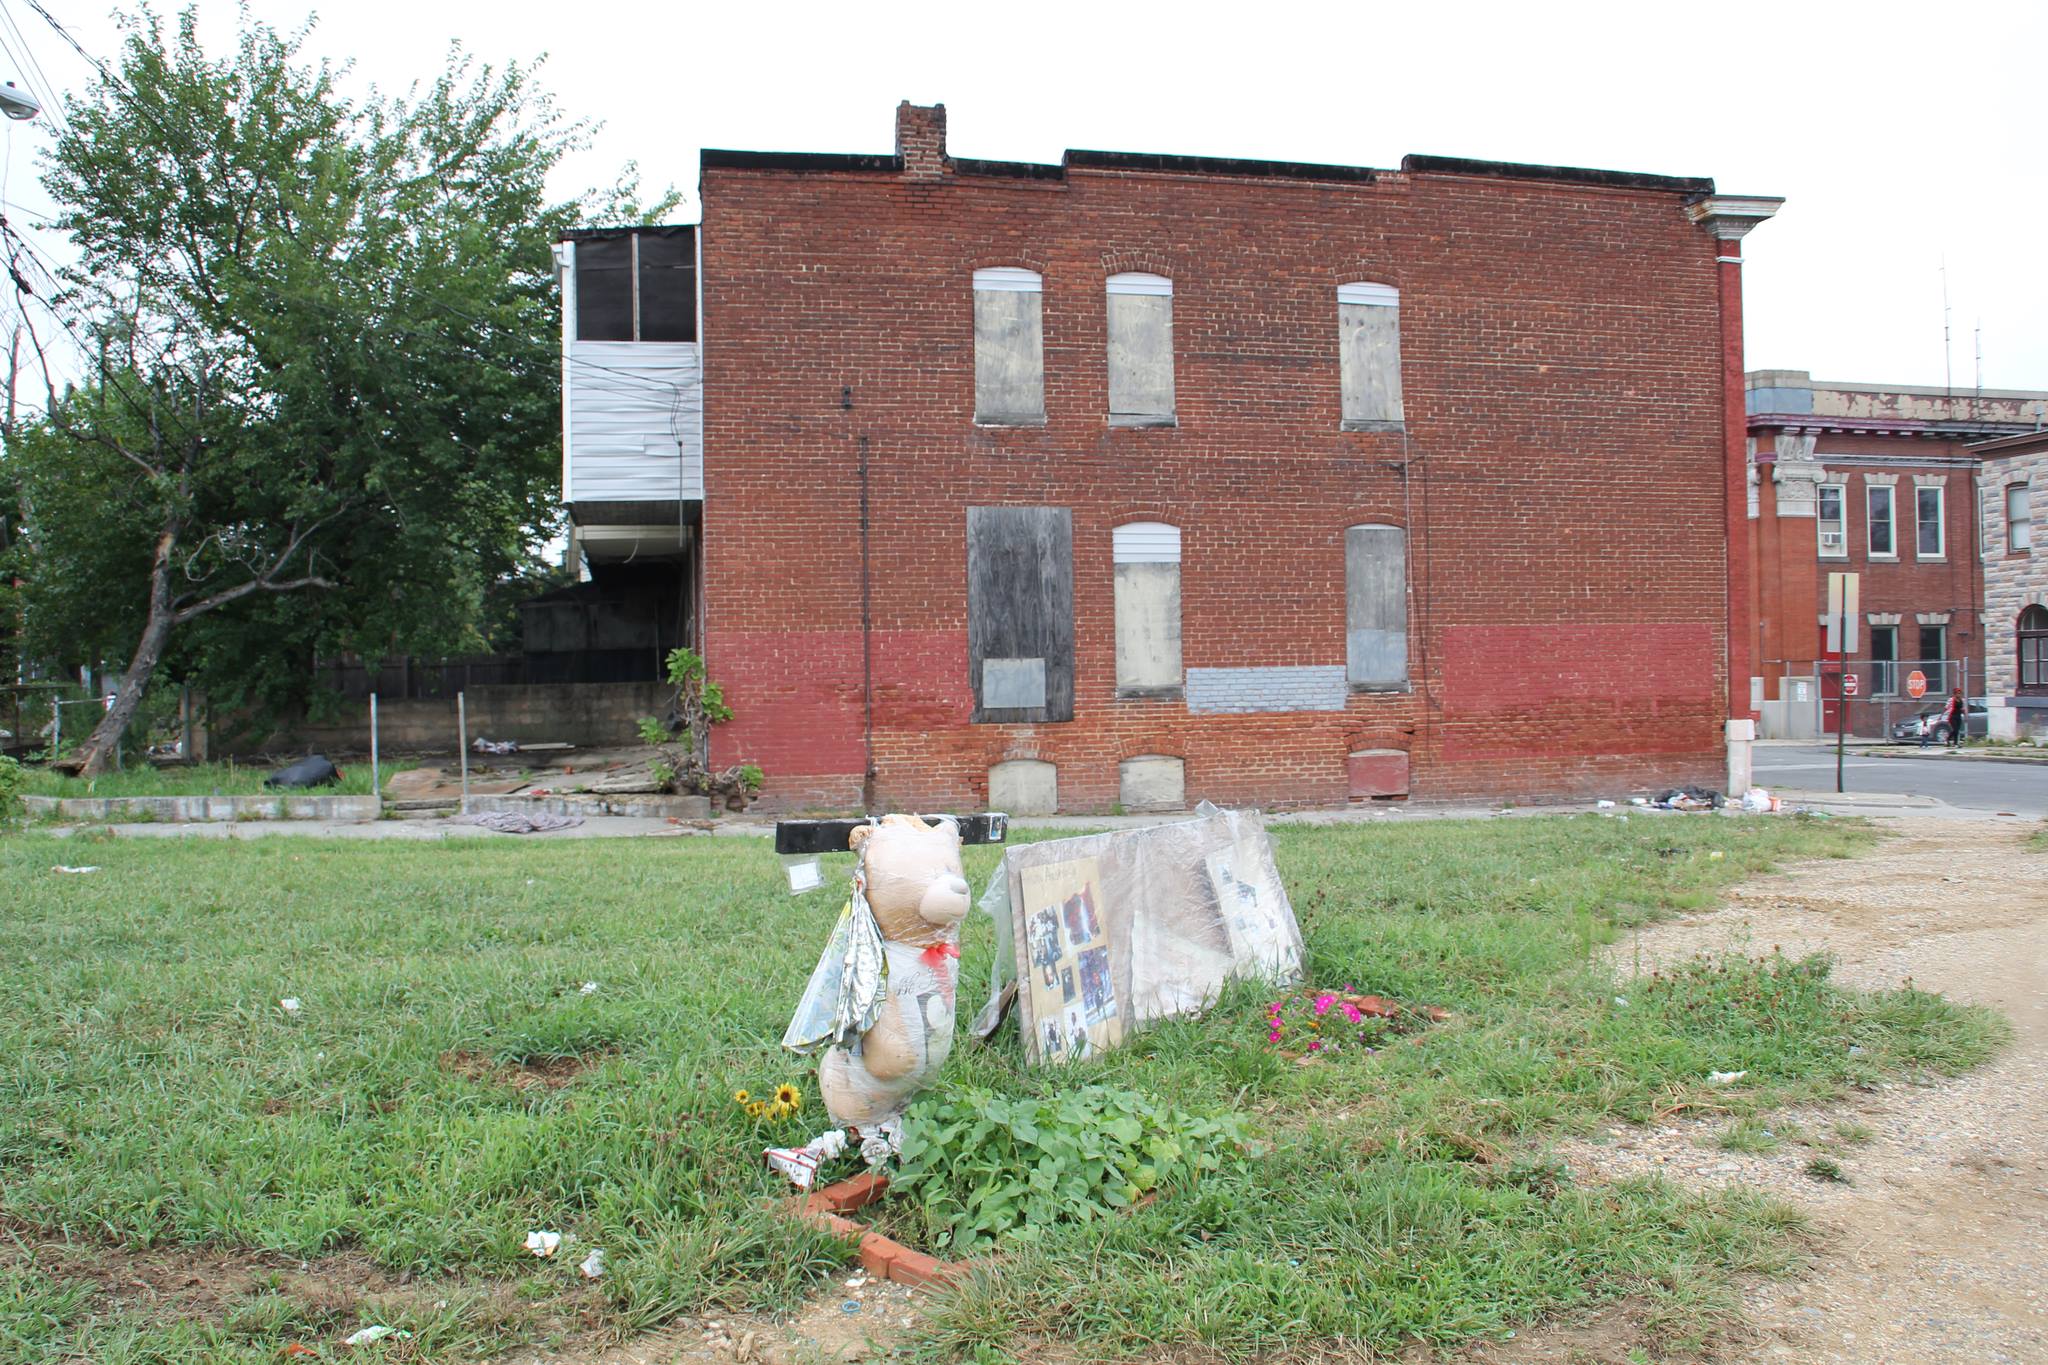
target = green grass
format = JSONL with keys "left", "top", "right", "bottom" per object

{"left": 0, "top": 814, "right": 2005, "bottom": 1362}
{"left": 20, "top": 759, "right": 395, "bottom": 800}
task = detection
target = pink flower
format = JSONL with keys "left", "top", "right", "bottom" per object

{"left": 1341, "top": 1003, "right": 1363, "bottom": 1023}
{"left": 1267, "top": 1030, "right": 1281, "bottom": 1043}
{"left": 1307, "top": 1040, "right": 1322, "bottom": 1052}
{"left": 1313, "top": 994, "right": 1335, "bottom": 1016}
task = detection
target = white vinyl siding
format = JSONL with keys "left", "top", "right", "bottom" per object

{"left": 565, "top": 340, "right": 703, "bottom": 502}
{"left": 1337, "top": 282, "right": 1404, "bottom": 428}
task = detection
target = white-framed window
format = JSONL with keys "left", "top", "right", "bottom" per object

{"left": 1817, "top": 484, "right": 1847, "bottom": 558}
{"left": 1867, "top": 484, "right": 1896, "bottom": 557}
{"left": 1112, "top": 522, "right": 1182, "bottom": 694}
{"left": 1868, "top": 623, "right": 1898, "bottom": 695}
{"left": 1915, "top": 483, "right": 1945, "bottom": 559}
{"left": 2009, "top": 484, "right": 2033, "bottom": 553}
{"left": 1337, "top": 282, "right": 1404, "bottom": 429}
{"left": 1345, "top": 523, "right": 1409, "bottom": 688}
{"left": 1106, "top": 273, "right": 1174, "bottom": 425}
{"left": 972, "top": 267, "right": 1046, "bottom": 425}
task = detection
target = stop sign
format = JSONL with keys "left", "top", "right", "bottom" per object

{"left": 1843, "top": 674, "right": 1860, "bottom": 697}
{"left": 1906, "top": 670, "right": 1928, "bottom": 698}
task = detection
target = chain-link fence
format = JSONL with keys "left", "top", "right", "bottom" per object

{"left": 1760, "top": 658, "right": 1976, "bottom": 741}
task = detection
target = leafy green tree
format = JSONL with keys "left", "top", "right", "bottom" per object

{"left": 2, "top": 6, "right": 656, "bottom": 773}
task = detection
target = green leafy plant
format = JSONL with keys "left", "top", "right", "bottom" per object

{"left": 889, "top": 1085, "right": 1253, "bottom": 1255}
{"left": 0, "top": 755, "right": 23, "bottom": 829}
{"left": 638, "top": 648, "right": 761, "bottom": 809}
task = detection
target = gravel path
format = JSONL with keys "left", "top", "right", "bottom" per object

{"left": 1469, "top": 816, "right": 2048, "bottom": 1364}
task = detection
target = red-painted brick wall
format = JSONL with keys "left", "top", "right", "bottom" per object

{"left": 699, "top": 132, "right": 1732, "bottom": 812}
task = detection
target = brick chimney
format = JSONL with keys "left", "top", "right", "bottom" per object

{"left": 895, "top": 101, "right": 947, "bottom": 181}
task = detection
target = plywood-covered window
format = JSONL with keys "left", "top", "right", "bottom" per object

{"left": 1345, "top": 524, "right": 1408, "bottom": 689}
{"left": 1113, "top": 522, "right": 1182, "bottom": 695}
{"left": 1338, "top": 282, "right": 1404, "bottom": 429}
{"left": 967, "top": 507, "right": 1074, "bottom": 723}
{"left": 973, "top": 268, "right": 1045, "bottom": 425}
{"left": 1106, "top": 273, "right": 1175, "bottom": 425}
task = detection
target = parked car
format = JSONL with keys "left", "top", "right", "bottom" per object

{"left": 1889, "top": 699, "right": 1989, "bottom": 742}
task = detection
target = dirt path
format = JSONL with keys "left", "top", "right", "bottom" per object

{"left": 1467, "top": 816, "right": 2048, "bottom": 1365}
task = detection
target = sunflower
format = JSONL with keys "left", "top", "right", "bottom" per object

{"left": 766, "top": 1101, "right": 792, "bottom": 1121}
{"left": 744, "top": 1099, "right": 768, "bottom": 1119}
{"left": 774, "top": 1084, "right": 802, "bottom": 1110}
{"left": 732, "top": 1089, "right": 751, "bottom": 1104}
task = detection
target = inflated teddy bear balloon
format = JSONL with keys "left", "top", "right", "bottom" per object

{"left": 768, "top": 814, "right": 970, "bottom": 1186}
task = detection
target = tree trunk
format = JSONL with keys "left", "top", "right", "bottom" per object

{"left": 56, "top": 526, "right": 180, "bottom": 777}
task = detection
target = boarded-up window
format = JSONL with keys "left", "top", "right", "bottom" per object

{"left": 1345, "top": 524, "right": 1408, "bottom": 688}
{"left": 968, "top": 507, "right": 1074, "bottom": 723}
{"left": 636, "top": 231, "right": 698, "bottom": 342}
{"left": 973, "top": 268, "right": 1045, "bottom": 424}
{"left": 1106, "top": 273, "right": 1174, "bottom": 425}
{"left": 1338, "top": 282, "right": 1403, "bottom": 428}
{"left": 1113, "top": 522, "right": 1182, "bottom": 694}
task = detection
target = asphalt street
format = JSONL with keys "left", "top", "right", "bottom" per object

{"left": 1754, "top": 744, "right": 2047, "bottom": 817}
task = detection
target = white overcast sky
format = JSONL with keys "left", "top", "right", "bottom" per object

{"left": 3, "top": 0, "right": 2043, "bottom": 392}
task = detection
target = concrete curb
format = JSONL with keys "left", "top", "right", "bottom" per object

{"left": 24, "top": 794, "right": 381, "bottom": 822}
{"left": 463, "top": 793, "right": 713, "bottom": 820}
{"left": 1861, "top": 747, "right": 2048, "bottom": 767}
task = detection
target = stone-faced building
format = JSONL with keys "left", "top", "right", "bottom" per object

{"left": 563, "top": 102, "right": 1784, "bottom": 812}
{"left": 1746, "top": 371, "right": 2048, "bottom": 737}
{"left": 1971, "top": 429, "right": 2048, "bottom": 739}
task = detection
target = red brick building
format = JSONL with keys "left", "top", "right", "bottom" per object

{"left": 1745, "top": 371, "right": 2048, "bottom": 738}
{"left": 640, "top": 103, "right": 1782, "bottom": 812}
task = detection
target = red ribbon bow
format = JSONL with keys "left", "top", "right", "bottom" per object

{"left": 921, "top": 942, "right": 961, "bottom": 967}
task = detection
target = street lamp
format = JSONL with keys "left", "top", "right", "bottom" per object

{"left": 0, "top": 81, "right": 41, "bottom": 121}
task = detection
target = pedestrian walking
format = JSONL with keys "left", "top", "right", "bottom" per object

{"left": 1943, "top": 688, "right": 1966, "bottom": 749}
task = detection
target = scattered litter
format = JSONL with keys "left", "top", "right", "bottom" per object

{"left": 579, "top": 1247, "right": 606, "bottom": 1279}
{"left": 524, "top": 1230, "right": 561, "bottom": 1258}
{"left": 1708, "top": 850, "right": 1725, "bottom": 860}
{"left": 1847, "top": 1044, "right": 1867, "bottom": 1058}
{"left": 282, "top": 1346, "right": 318, "bottom": 1359}
{"left": 784, "top": 855, "right": 824, "bottom": 893}
{"left": 459, "top": 811, "right": 584, "bottom": 834}
{"left": 1629, "top": 796, "right": 1650, "bottom": 806}
{"left": 1707, "top": 1070, "right": 1748, "bottom": 1085}
{"left": 1595, "top": 800, "right": 1616, "bottom": 809}
{"left": 266, "top": 755, "right": 341, "bottom": 789}
{"left": 279, "top": 997, "right": 303, "bottom": 1015}
{"left": 1740, "top": 787, "right": 1782, "bottom": 813}
{"left": 766, "top": 1127, "right": 849, "bottom": 1188}
{"left": 1651, "top": 786, "right": 1724, "bottom": 811}
{"left": 344, "top": 1325, "right": 411, "bottom": 1347}
{"left": 471, "top": 736, "right": 520, "bottom": 755}
{"left": 840, "top": 1300, "right": 862, "bottom": 1315}
{"left": 1613, "top": 996, "right": 1628, "bottom": 1007}
{"left": 579, "top": 981, "right": 599, "bottom": 995}
{"left": 51, "top": 865, "right": 101, "bottom": 874}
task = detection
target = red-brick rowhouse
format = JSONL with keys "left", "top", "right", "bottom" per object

{"left": 677, "top": 104, "right": 1780, "bottom": 813}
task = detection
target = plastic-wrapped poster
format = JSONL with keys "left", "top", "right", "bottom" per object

{"left": 1016, "top": 857, "right": 1123, "bottom": 1063}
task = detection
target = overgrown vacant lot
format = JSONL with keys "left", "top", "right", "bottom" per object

{"left": 0, "top": 816, "right": 2005, "bottom": 1362}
